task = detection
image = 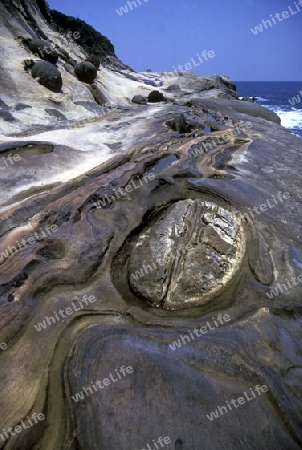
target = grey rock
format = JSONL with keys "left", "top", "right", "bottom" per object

{"left": 1, "top": 3, "right": 302, "bottom": 450}
{"left": 23, "top": 59, "right": 35, "bottom": 71}
{"left": 64, "top": 63, "right": 74, "bottom": 74}
{"left": 26, "top": 38, "right": 59, "bottom": 64}
{"left": 68, "top": 58, "right": 78, "bottom": 68}
{"left": 220, "top": 75, "right": 237, "bottom": 91}
{"left": 74, "top": 101, "right": 104, "bottom": 113}
{"left": 57, "top": 47, "right": 70, "bottom": 61}
{"left": 142, "top": 78, "right": 157, "bottom": 87}
{"left": 166, "top": 84, "right": 181, "bottom": 91}
{"left": 0, "top": 98, "right": 9, "bottom": 110}
{"left": 131, "top": 95, "right": 147, "bottom": 105}
{"left": 74, "top": 61, "right": 98, "bottom": 84}
{"left": 241, "top": 96, "right": 257, "bottom": 102}
{"left": 45, "top": 108, "right": 67, "bottom": 121}
{"left": 87, "top": 84, "right": 108, "bottom": 105}
{"left": 31, "top": 60, "right": 62, "bottom": 93}
{"left": 129, "top": 199, "right": 243, "bottom": 308}
{"left": 219, "top": 98, "right": 280, "bottom": 124}
{"left": 189, "top": 79, "right": 217, "bottom": 91}
{"left": 15, "top": 103, "right": 32, "bottom": 110}
{"left": 0, "top": 109, "right": 15, "bottom": 121}
{"left": 166, "top": 112, "right": 205, "bottom": 134}
{"left": 148, "top": 90, "right": 166, "bottom": 102}
{"left": 86, "top": 55, "right": 101, "bottom": 70}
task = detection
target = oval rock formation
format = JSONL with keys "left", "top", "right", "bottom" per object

{"left": 129, "top": 199, "right": 245, "bottom": 309}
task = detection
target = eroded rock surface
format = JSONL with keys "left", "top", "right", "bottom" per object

{"left": 0, "top": 1, "right": 302, "bottom": 450}
{"left": 128, "top": 200, "right": 245, "bottom": 309}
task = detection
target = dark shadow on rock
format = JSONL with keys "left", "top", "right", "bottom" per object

{"left": 74, "top": 100, "right": 104, "bottom": 113}
{"left": 0, "top": 110, "right": 15, "bottom": 122}
{"left": 45, "top": 109, "right": 67, "bottom": 121}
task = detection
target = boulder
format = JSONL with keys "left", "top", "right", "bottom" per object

{"left": 131, "top": 95, "right": 147, "bottom": 105}
{"left": 74, "top": 61, "right": 98, "bottom": 84}
{"left": 241, "top": 97, "right": 257, "bottom": 102}
{"left": 148, "top": 90, "right": 165, "bottom": 103}
{"left": 31, "top": 61, "right": 62, "bottom": 93}
{"left": 86, "top": 55, "right": 101, "bottom": 70}
{"left": 166, "top": 112, "right": 205, "bottom": 134}
{"left": 23, "top": 59, "right": 35, "bottom": 71}
{"left": 27, "top": 39, "right": 58, "bottom": 64}
{"left": 166, "top": 84, "right": 181, "bottom": 91}
{"left": 218, "top": 98, "right": 280, "bottom": 124}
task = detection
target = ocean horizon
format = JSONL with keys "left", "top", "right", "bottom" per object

{"left": 235, "top": 81, "right": 302, "bottom": 137}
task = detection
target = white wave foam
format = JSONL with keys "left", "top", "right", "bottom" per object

{"left": 266, "top": 106, "right": 302, "bottom": 130}
{"left": 256, "top": 97, "right": 269, "bottom": 101}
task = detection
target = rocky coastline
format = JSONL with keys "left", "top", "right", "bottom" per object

{"left": 0, "top": 1, "right": 302, "bottom": 449}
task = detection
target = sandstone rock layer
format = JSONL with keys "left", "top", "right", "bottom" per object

{"left": 0, "top": 1, "right": 302, "bottom": 450}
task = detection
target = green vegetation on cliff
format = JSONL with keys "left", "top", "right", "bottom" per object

{"left": 50, "top": 9, "right": 115, "bottom": 59}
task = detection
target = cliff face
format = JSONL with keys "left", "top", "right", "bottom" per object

{"left": 1, "top": 2, "right": 302, "bottom": 450}
{"left": 1, "top": 0, "right": 52, "bottom": 36}
{"left": 0, "top": 0, "right": 132, "bottom": 137}
{"left": 0, "top": 0, "right": 279, "bottom": 139}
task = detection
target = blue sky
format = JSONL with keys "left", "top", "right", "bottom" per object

{"left": 47, "top": 0, "right": 302, "bottom": 81}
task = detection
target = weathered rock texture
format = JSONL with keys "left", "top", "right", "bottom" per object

{"left": 74, "top": 61, "right": 98, "bottom": 84}
{"left": 31, "top": 60, "right": 62, "bottom": 92}
{"left": 128, "top": 199, "right": 245, "bottom": 309}
{"left": 0, "top": 1, "right": 302, "bottom": 450}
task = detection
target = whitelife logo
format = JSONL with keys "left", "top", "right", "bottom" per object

{"left": 250, "top": 1, "right": 302, "bottom": 35}
{"left": 266, "top": 274, "right": 302, "bottom": 299}
{"left": 191, "top": 121, "right": 253, "bottom": 158}
{"left": 0, "top": 342, "right": 7, "bottom": 351}
{"left": 93, "top": 173, "right": 155, "bottom": 209}
{"left": 169, "top": 314, "right": 231, "bottom": 351}
{"left": 232, "top": 191, "right": 290, "bottom": 222}
{"left": 116, "top": 0, "right": 150, "bottom": 16}
{"left": 0, "top": 224, "right": 58, "bottom": 264}
{"left": 71, "top": 366, "right": 134, "bottom": 402}
{"left": 0, "top": 413, "right": 45, "bottom": 444}
{"left": 206, "top": 385, "right": 269, "bottom": 421}
{"left": 288, "top": 89, "right": 302, "bottom": 107}
{"left": 130, "top": 243, "right": 193, "bottom": 281}
{"left": 172, "top": 50, "right": 215, "bottom": 73}
{"left": 0, "top": 153, "right": 21, "bottom": 170}
{"left": 34, "top": 295, "right": 97, "bottom": 331}
{"left": 140, "top": 436, "right": 171, "bottom": 450}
